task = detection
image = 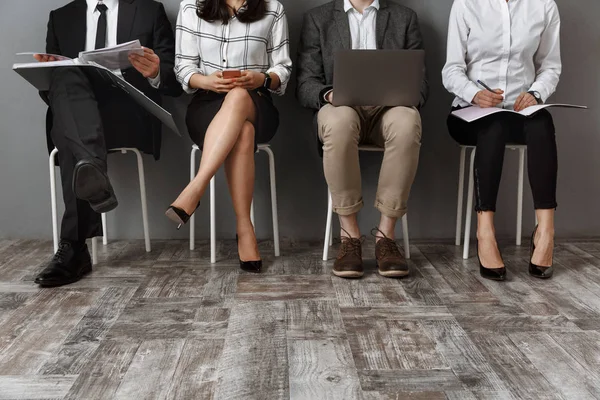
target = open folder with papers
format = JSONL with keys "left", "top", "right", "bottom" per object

{"left": 452, "top": 104, "right": 588, "bottom": 123}
{"left": 13, "top": 45, "right": 181, "bottom": 137}
{"left": 17, "top": 40, "right": 144, "bottom": 70}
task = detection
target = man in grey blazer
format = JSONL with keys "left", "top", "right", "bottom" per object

{"left": 296, "top": 0, "right": 428, "bottom": 279}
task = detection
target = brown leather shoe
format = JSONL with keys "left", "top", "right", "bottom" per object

{"left": 333, "top": 236, "right": 364, "bottom": 278}
{"left": 373, "top": 229, "right": 409, "bottom": 278}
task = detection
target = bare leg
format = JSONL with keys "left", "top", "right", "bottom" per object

{"left": 532, "top": 209, "right": 555, "bottom": 266}
{"left": 477, "top": 211, "right": 505, "bottom": 269}
{"left": 376, "top": 215, "right": 397, "bottom": 242}
{"left": 224, "top": 121, "right": 260, "bottom": 262}
{"left": 171, "top": 88, "right": 256, "bottom": 214}
{"left": 339, "top": 214, "right": 360, "bottom": 239}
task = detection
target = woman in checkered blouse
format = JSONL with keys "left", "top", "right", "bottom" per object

{"left": 167, "top": 0, "right": 292, "bottom": 272}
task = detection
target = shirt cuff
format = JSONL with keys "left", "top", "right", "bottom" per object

{"left": 463, "top": 82, "right": 482, "bottom": 105}
{"left": 148, "top": 68, "right": 161, "bottom": 89}
{"left": 323, "top": 89, "right": 333, "bottom": 103}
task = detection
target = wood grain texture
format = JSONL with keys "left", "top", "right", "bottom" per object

{"left": 0, "top": 239, "right": 599, "bottom": 399}
{"left": 289, "top": 339, "right": 363, "bottom": 400}
{"left": 213, "top": 302, "right": 288, "bottom": 400}
{"left": 0, "top": 375, "right": 77, "bottom": 400}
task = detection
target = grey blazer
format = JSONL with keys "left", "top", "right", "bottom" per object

{"left": 296, "top": 0, "right": 429, "bottom": 111}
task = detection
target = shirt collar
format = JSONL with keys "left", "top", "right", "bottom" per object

{"left": 344, "top": 0, "right": 380, "bottom": 13}
{"left": 87, "top": 0, "right": 119, "bottom": 12}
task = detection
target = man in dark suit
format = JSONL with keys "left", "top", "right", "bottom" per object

{"left": 34, "top": 0, "right": 181, "bottom": 287}
{"left": 296, "top": 0, "right": 428, "bottom": 279}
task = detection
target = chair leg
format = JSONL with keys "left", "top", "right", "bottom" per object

{"left": 463, "top": 149, "right": 476, "bottom": 259}
{"left": 49, "top": 148, "right": 59, "bottom": 254}
{"left": 516, "top": 147, "right": 525, "bottom": 246}
{"left": 210, "top": 176, "right": 216, "bottom": 264}
{"left": 323, "top": 191, "right": 334, "bottom": 261}
{"left": 101, "top": 213, "right": 108, "bottom": 245}
{"left": 456, "top": 147, "right": 467, "bottom": 246}
{"left": 402, "top": 214, "right": 410, "bottom": 260}
{"left": 262, "top": 146, "right": 280, "bottom": 257}
{"left": 250, "top": 200, "right": 255, "bottom": 228}
{"left": 189, "top": 147, "right": 198, "bottom": 251}
{"left": 128, "top": 148, "right": 151, "bottom": 252}
{"left": 91, "top": 237, "right": 98, "bottom": 265}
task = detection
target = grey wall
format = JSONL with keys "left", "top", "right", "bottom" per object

{"left": 1, "top": 0, "right": 599, "bottom": 241}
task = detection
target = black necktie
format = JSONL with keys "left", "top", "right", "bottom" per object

{"left": 95, "top": 3, "right": 108, "bottom": 50}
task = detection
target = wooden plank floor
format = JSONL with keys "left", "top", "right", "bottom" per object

{"left": 1, "top": 238, "right": 600, "bottom": 399}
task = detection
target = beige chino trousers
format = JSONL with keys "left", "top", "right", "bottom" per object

{"left": 318, "top": 105, "right": 422, "bottom": 218}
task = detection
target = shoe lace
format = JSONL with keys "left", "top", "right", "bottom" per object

{"left": 371, "top": 228, "right": 401, "bottom": 257}
{"left": 338, "top": 227, "right": 364, "bottom": 258}
{"left": 52, "top": 241, "right": 72, "bottom": 264}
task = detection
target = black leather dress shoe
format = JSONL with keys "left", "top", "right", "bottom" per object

{"left": 73, "top": 159, "right": 118, "bottom": 213}
{"left": 35, "top": 240, "right": 92, "bottom": 287}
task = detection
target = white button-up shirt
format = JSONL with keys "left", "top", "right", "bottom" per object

{"left": 344, "top": 0, "right": 379, "bottom": 50}
{"left": 442, "top": 0, "right": 562, "bottom": 109}
{"left": 85, "top": 0, "right": 160, "bottom": 87}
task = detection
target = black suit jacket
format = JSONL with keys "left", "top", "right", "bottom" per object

{"left": 44, "top": 0, "right": 181, "bottom": 159}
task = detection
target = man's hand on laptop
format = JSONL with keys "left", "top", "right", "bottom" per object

{"left": 129, "top": 47, "right": 160, "bottom": 79}
{"left": 34, "top": 54, "right": 58, "bottom": 62}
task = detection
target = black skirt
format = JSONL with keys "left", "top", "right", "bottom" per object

{"left": 186, "top": 88, "right": 279, "bottom": 151}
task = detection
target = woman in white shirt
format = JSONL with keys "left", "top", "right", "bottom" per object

{"left": 167, "top": 0, "right": 292, "bottom": 272}
{"left": 442, "top": 0, "right": 562, "bottom": 281}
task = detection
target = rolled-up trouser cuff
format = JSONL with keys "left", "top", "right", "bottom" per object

{"left": 375, "top": 199, "right": 407, "bottom": 219}
{"left": 333, "top": 199, "right": 364, "bottom": 216}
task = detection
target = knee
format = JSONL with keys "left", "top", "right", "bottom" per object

{"left": 528, "top": 111, "right": 556, "bottom": 140}
{"left": 383, "top": 107, "right": 422, "bottom": 145}
{"left": 318, "top": 106, "right": 360, "bottom": 145}
{"left": 223, "top": 88, "right": 253, "bottom": 110}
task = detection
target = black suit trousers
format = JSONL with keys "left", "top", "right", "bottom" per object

{"left": 49, "top": 67, "right": 132, "bottom": 241}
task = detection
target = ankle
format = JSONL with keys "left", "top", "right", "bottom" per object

{"left": 477, "top": 230, "right": 496, "bottom": 242}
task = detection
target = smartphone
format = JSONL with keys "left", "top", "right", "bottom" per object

{"left": 222, "top": 70, "right": 242, "bottom": 79}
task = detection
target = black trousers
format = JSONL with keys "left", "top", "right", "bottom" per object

{"left": 447, "top": 108, "right": 558, "bottom": 212}
{"left": 48, "top": 67, "right": 118, "bottom": 241}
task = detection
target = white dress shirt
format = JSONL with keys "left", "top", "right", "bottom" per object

{"left": 345, "top": 0, "right": 379, "bottom": 50}
{"left": 175, "top": 0, "right": 292, "bottom": 95}
{"left": 85, "top": 0, "right": 160, "bottom": 87}
{"left": 442, "top": 0, "right": 562, "bottom": 109}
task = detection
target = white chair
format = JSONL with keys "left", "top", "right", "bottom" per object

{"left": 455, "top": 144, "right": 530, "bottom": 260}
{"left": 50, "top": 147, "right": 151, "bottom": 265}
{"left": 322, "top": 145, "right": 411, "bottom": 261}
{"left": 189, "top": 143, "right": 280, "bottom": 263}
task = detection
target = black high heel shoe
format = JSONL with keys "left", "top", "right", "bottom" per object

{"left": 529, "top": 226, "right": 554, "bottom": 279}
{"left": 236, "top": 234, "right": 262, "bottom": 273}
{"left": 477, "top": 239, "right": 507, "bottom": 281}
{"left": 165, "top": 202, "right": 200, "bottom": 230}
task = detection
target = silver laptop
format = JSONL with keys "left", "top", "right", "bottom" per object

{"left": 333, "top": 50, "right": 425, "bottom": 107}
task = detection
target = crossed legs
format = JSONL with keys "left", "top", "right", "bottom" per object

{"left": 171, "top": 88, "right": 260, "bottom": 261}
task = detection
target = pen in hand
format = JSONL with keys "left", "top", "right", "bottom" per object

{"left": 474, "top": 80, "right": 504, "bottom": 108}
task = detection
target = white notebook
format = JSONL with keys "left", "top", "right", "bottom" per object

{"left": 452, "top": 104, "right": 588, "bottom": 123}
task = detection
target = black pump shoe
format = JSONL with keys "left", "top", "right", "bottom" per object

{"left": 165, "top": 203, "right": 200, "bottom": 230}
{"left": 529, "top": 226, "right": 554, "bottom": 279}
{"left": 477, "top": 240, "right": 507, "bottom": 281}
{"left": 236, "top": 235, "right": 262, "bottom": 273}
